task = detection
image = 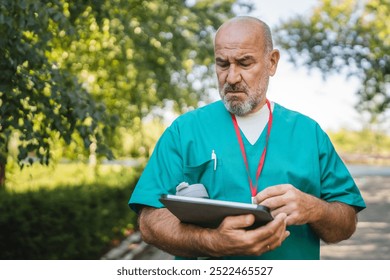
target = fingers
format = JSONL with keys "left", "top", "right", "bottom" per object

{"left": 201, "top": 210, "right": 289, "bottom": 256}
{"left": 268, "top": 205, "right": 291, "bottom": 225}
{"left": 213, "top": 213, "right": 289, "bottom": 256}
{"left": 266, "top": 229, "right": 290, "bottom": 251}
{"left": 255, "top": 184, "right": 319, "bottom": 226}
{"left": 265, "top": 213, "right": 290, "bottom": 248}
{"left": 219, "top": 214, "right": 255, "bottom": 230}
{"left": 254, "top": 184, "right": 301, "bottom": 220}
{"left": 244, "top": 213, "right": 289, "bottom": 255}
{"left": 253, "top": 184, "right": 291, "bottom": 204}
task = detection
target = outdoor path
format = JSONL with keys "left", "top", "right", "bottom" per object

{"left": 321, "top": 174, "right": 390, "bottom": 259}
{"left": 102, "top": 165, "right": 390, "bottom": 260}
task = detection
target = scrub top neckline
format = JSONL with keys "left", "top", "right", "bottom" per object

{"left": 237, "top": 102, "right": 277, "bottom": 147}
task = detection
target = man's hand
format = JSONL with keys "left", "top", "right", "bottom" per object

{"left": 207, "top": 213, "right": 290, "bottom": 257}
{"left": 253, "top": 184, "right": 319, "bottom": 226}
{"left": 253, "top": 184, "right": 358, "bottom": 243}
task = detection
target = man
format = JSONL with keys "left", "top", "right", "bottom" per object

{"left": 129, "top": 16, "right": 366, "bottom": 259}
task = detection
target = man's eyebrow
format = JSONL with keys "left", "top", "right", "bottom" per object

{"left": 215, "top": 57, "right": 227, "bottom": 62}
{"left": 215, "top": 55, "right": 254, "bottom": 61}
{"left": 215, "top": 55, "right": 256, "bottom": 65}
{"left": 236, "top": 55, "right": 255, "bottom": 62}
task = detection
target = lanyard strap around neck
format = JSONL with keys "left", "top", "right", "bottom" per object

{"left": 231, "top": 99, "right": 273, "bottom": 197}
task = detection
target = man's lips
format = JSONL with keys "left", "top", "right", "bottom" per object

{"left": 225, "top": 91, "right": 246, "bottom": 95}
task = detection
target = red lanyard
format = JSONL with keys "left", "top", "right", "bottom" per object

{"left": 231, "top": 99, "right": 273, "bottom": 198}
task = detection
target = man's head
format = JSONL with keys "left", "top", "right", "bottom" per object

{"left": 214, "top": 16, "right": 280, "bottom": 116}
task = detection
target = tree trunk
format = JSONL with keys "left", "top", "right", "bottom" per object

{"left": 0, "top": 135, "right": 8, "bottom": 188}
{"left": 0, "top": 162, "right": 5, "bottom": 188}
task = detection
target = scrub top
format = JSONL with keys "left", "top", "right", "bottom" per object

{"left": 129, "top": 101, "right": 366, "bottom": 260}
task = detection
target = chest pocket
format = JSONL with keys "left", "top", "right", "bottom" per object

{"left": 183, "top": 158, "right": 223, "bottom": 192}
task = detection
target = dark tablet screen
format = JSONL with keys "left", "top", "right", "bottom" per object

{"left": 159, "top": 194, "right": 273, "bottom": 229}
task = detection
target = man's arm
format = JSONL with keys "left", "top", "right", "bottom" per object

{"left": 138, "top": 206, "right": 290, "bottom": 258}
{"left": 254, "top": 184, "right": 357, "bottom": 243}
{"left": 308, "top": 199, "right": 357, "bottom": 243}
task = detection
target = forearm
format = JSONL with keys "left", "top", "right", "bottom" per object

{"left": 138, "top": 207, "right": 216, "bottom": 258}
{"left": 138, "top": 206, "right": 290, "bottom": 258}
{"left": 309, "top": 199, "right": 357, "bottom": 244}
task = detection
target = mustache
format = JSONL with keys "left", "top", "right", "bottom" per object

{"left": 222, "top": 83, "right": 248, "bottom": 94}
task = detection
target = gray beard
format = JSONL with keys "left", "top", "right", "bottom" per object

{"left": 222, "top": 95, "right": 258, "bottom": 116}
{"left": 220, "top": 78, "right": 269, "bottom": 116}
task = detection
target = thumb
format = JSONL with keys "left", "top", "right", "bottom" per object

{"left": 220, "top": 214, "right": 255, "bottom": 230}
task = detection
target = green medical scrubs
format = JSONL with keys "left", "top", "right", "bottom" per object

{"left": 129, "top": 101, "right": 366, "bottom": 260}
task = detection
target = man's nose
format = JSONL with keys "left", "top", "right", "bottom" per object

{"left": 226, "top": 65, "right": 242, "bottom": 84}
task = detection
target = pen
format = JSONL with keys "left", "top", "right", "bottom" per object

{"left": 211, "top": 150, "right": 217, "bottom": 171}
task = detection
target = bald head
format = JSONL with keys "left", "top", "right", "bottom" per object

{"left": 213, "top": 16, "right": 280, "bottom": 116}
{"left": 215, "top": 16, "right": 273, "bottom": 54}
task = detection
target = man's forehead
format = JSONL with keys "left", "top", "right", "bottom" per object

{"left": 216, "top": 28, "right": 257, "bottom": 44}
{"left": 214, "top": 23, "right": 264, "bottom": 54}
{"left": 214, "top": 37, "right": 263, "bottom": 59}
{"left": 215, "top": 47, "right": 258, "bottom": 60}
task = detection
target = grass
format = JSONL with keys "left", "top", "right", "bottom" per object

{"left": 5, "top": 160, "right": 141, "bottom": 192}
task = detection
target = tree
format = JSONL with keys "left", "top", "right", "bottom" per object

{"left": 53, "top": 0, "right": 253, "bottom": 157}
{"left": 0, "top": 0, "right": 252, "bottom": 186}
{"left": 274, "top": 0, "right": 389, "bottom": 123}
{"left": 0, "top": 1, "right": 112, "bottom": 187}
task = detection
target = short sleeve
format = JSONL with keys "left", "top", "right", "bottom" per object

{"left": 318, "top": 130, "right": 366, "bottom": 212}
{"left": 128, "top": 123, "right": 184, "bottom": 213}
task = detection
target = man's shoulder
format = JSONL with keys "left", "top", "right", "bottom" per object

{"left": 273, "top": 102, "right": 330, "bottom": 145}
{"left": 274, "top": 102, "right": 321, "bottom": 128}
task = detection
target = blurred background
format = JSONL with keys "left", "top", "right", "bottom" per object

{"left": 0, "top": 0, "right": 389, "bottom": 260}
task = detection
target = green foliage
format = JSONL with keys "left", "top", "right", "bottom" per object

{"left": 329, "top": 128, "right": 390, "bottom": 157}
{"left": 0, "top": 0, "right": 253, "bottom": 257}
{"left": 0, "top": 0, "right": 112, "bottom": 164}
{"left": 53, "top": 0, "right": 252, "bottom": 157}
{"left": 0, "top": 164, "right": 140, "bottom": 259}
{"left": 0, "top": 0, "right": 252, "bottom": 185}
{"left": 274, "top": 0, "right": 389, "bottom": 122}
{"left": 118, "top": 118, "right": 167, "bottom": 158}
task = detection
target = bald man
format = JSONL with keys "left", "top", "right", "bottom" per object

{"left": 129, "top": 16, "right": 365, "bottom": 259}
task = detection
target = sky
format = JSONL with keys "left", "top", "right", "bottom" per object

{"left": 243, "top": 0, "right": 364, "bottom": 131}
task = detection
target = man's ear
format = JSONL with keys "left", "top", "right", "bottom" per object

{"left": 268, "top": 49, "right": 280, "bottom": 76}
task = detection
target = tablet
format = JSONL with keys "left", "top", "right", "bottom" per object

{"left": 159, "top": 194, "right": 273, "bottom": 230}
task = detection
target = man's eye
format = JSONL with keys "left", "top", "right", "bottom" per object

{"left": 217, "top": 62, "right": 229, "bottom": 68}
{"left": 239, "top": 61, "right": 251, "bottom": 67}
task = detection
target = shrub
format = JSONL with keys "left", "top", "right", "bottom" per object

{"left": 0, "top": 181, "right": 139, "bottom": 259}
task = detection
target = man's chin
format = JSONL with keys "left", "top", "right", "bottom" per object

{"left": 224, "top": 94, "right": 244, "bottom": 103}
{"left": 223, "top": 100, "right": 251, "bottom": 116}
{"left": 224, "top": 98, "right": 242, "bottom": 107}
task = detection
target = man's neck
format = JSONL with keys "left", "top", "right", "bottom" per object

{"left": 235, "top": 101, "right": 273, "bottom": 145}
{"left": 245, "top": 98, "right": 267, "bottom": 116}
